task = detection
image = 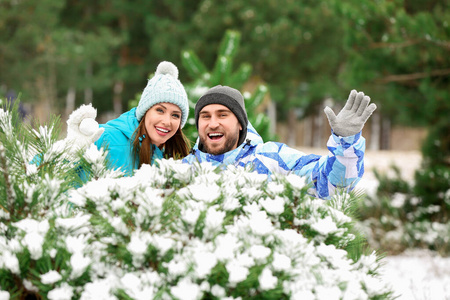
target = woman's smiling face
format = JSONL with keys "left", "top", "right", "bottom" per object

{"left": 144, "top": 103, "right": 182, "bottom": 148}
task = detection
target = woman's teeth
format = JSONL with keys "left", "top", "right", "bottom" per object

{"left": 156, "top": 127, "right": 169, "bottom": 133}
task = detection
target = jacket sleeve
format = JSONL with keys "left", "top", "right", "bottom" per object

{"left": 257, "top": 132, "right": 365, "bottom": 199}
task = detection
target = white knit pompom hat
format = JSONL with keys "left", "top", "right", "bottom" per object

{"left": 135, "top": 61, "right": 189, "bottom": 128}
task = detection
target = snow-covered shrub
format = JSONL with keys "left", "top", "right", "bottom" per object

{"left": 0, "top": 104, "right": 394, "bottom": 299}
{"left": 357, "top": 165, "right": 450, "bottom": 255}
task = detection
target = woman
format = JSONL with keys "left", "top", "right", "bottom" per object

{"left": 67, "top": 61, "right": 191, "bottom": 175}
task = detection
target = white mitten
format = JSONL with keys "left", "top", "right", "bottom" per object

{"left": 66, "top": 104, "right": 104, "bottom": 151}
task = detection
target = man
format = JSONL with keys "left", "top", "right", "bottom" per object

{"left": 182, "top": 85, "right": 377, "bottom": 199}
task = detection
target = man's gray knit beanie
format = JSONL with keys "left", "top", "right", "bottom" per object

{"left": 195, "top": 85, "right": 248, "bottom": 147}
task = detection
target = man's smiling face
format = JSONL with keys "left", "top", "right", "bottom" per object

{"left": 198, "top": 104, "right": 242, "bottom": 155}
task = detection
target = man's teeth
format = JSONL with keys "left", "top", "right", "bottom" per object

{"left": 156, "top": 127, "right": 169, "bottom": 133}
{"left": 208, "top": 133, "right": 223, "bottom": 137}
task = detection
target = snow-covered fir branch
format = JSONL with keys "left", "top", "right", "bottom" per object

{"left": 0, "top": 105, "right": 394, "bottom": 299}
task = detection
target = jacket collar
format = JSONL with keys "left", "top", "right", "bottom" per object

{"left": 151, "top": 145, "right": 164, "bottom": 163}
{"left": 104, "top": 107, "right": 139, "bottom": 140}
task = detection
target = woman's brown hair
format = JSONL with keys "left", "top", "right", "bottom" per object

{"left": 131, "top": 113, "right": 191, "bottom": 169}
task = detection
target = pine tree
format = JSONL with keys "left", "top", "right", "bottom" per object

{"left": 180, "top": 30, "right": 274, "bottom": 144}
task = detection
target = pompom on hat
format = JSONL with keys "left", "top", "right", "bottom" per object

{"left": 135, "top": 61, "right": 189, "bottom": 128}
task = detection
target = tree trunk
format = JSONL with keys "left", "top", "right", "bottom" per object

{"left": 287, "top": 109, "right": 296, "bottom": 146}
{"left": 84, "top": 62, "right": 93, "bottom": 104}
{"left": 113, "top": 80, "right": 124, "bottom": 116}
{"left": 267, "top": 100, "right": 277, "bottom": 137}
{"left": 63, "top": 87, "right": 76, "bottom": 137}
{"left": 49, "top": 60, "right": 57, "bottom": 111}
{"left": 65, "top": 87, "right": 76, "bottom": 119}
{"left": 34, "top": 58, "right": 57, "bottom": 123}
{"left": 303, "top": 116, "right": 312, "bottom": 147}
{"left": 111, "top": 14, "right": 129, "bottom": 116}
{"left": 313, "top": 108, "right": 324, "bottom": 148}
{"left": 381, "top": 117, "right": 391, "bottom": 150}
{"left": 370, "top": 110, "right": 381, "bottom": 150}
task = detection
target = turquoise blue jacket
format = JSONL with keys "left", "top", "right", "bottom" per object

{"left": 95, "top": 107, "right": 163, "bottom": 175}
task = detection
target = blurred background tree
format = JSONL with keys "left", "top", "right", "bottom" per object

{"left": 331, "top": 0, "right": 449, "bottom": 226}
{"left": 0, "top": 0, "right": 449, "bottom": 257}
{"left": 180, "top": 30, "right": 274, "bottom": 144}
{"left": 0, "top": 0, "right": 448, "bottom": 151}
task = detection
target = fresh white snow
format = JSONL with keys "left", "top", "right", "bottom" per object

{"left": 380, "top": 249, "right": 450, "bottom": 300}
{"left": 361, "top": 150, "right": 449, "bottom": 300}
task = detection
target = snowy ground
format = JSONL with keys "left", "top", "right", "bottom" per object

{"left": 381, "top": 249, "right": 450, "bottom": 300}
{"left": 298, "top": 148, "right": 450, "bottom": 300}
{"left": 364, "top": 151, "right": 450, "bottom": 300}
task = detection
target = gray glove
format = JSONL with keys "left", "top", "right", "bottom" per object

{"left": 324, "top": 90, "right": 377, "bottom": 137}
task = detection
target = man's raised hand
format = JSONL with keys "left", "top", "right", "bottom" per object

{"left": 324, "top": 90, "right": 377, "bottom": 137}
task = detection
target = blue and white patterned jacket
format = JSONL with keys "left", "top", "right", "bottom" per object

{"left": 182, "top": 122, "right": 366, "bottom": 199}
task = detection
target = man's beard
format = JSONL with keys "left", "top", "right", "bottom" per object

{"left": 200, "top": 132, "right": 240, "bottom": 155}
